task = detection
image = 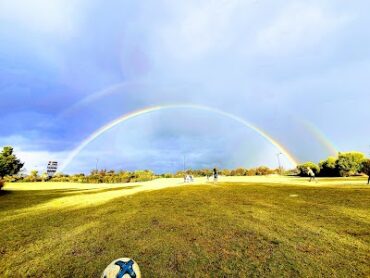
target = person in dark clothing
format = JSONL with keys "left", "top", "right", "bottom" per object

{"left": 213, "top": 168, "right": 218, "bottom": 183}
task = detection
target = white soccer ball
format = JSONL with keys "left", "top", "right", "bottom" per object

{"left": 101, "top": 258, "right": 141, "bottom": 278}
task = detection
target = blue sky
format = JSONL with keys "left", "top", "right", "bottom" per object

{"left": 0, "top": 0, "right": 369, "bottom": 173}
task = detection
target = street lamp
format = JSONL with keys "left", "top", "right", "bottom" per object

{"left": 276, "top": 153, "right": 283, "bottom": 175}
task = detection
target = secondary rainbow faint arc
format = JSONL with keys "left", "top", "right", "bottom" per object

{"left": 60, "top": 104, "right": 299, "bottom": 172}
{"left": 301, "top": 120, "right": 338, "bottom": 156}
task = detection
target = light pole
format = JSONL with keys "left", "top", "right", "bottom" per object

{"left": 276, "top": 152, "right": 282, "bottom": 175}
{"left": 95, "top": 158, "right": 99, "bottom": 172}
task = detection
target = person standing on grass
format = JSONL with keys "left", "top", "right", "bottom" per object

{"left": 307, "top": 167, "right": 317, "bottom": 182}
{"left": 213, "top": 168, "right": 218, "bottom": 183}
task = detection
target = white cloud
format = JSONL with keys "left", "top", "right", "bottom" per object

{"left": 156, "top": 0, "right": 243, "bottom": 61}
{"left": 255, "top": 3, "right": 352, "bottom": 55}
{"left": 0, "top": 0, "right": 87, "bottom": 37}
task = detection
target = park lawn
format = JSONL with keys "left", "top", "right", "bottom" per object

{"left": 0, "top": 178, "right": 369, "bottom": 277}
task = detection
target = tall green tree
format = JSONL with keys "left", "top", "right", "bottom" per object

{"left": 0, "top": 146, "right": 24, "bottom": 178}
{"left": 336, "top": 152, "right": 365, "bottom": 176}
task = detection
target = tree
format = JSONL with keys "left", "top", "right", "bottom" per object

{"left": 297, "top": 162, "right": 320, "bottom": 177}
{"left": 361, "top": 159, "right": 370, "bottom": 176}
{"left": 255, "top": 166, "right": 273, "bottom": 175}
{"left": 246, "top": 168, "right": 257, "bottom": 176}
{"left": 0, "top": 146, "right": 24, "bottom": 180}
{"left": 234, "top": 168, "right": 247, "bottom": 176}
{"left": 26, "top": 170, "right": 40, "bottom": 182}
{"left": 336, "top": 152, "right": 365, "bottom": 177}
{"left": 319, "top": 156, "right": 338, "bottom": 177}
{"left": 221, "top": 169, "right": 231, "bottom": 176}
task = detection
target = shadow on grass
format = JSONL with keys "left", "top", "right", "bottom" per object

{"left": 0, "top": 190, "right": 11, "bottom": 197}
{"left": 1, "top": 183, "right": 369, "bottom": 277}
{"left": 0, "top": 185, "right": 139, "bottom": 212}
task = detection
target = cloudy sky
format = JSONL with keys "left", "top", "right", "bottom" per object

{"left": 0, "top": 0, "right": 369, "bottom": 174}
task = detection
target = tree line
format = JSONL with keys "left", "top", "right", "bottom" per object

{"left": 1, "top": 146, "right": 369, "bottom": 187}
{"left": 0, "top": 146, "right": 282, "bottom": 184}
{"left": 297, "top": 151, "right": 370, "bottom": 177}
{"left": 6, "top": 166, "right": 281, "bottom": 184}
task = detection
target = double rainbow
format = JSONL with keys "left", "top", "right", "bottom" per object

{"left": 60, "top": 104, "right": 299, "bottom": 172}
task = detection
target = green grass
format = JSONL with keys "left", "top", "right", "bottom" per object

{"left": 1, "top": 177, "right": 369, "bottom": 277}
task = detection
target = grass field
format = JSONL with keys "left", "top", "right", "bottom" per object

{"left": 1, "top": 176, "right": 369, "bottom": 277}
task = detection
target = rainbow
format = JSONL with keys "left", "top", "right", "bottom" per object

{"left": 60, "top": 104, "right": 299, "bottom": 172}
{"left": 59, "top": 82, "right": 134, "bottom": 118}
{"left": 301, "top": 120, "right": 338, "bottom": 157}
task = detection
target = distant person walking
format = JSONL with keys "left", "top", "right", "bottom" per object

{"left": 368, "top": 175, "right": 370, "bottom": 185}
{"left": 307, "top": 167, "right": 317, "bottom": 182}
{"left": 213, "top": 168, "right": 218, "bottom": 183}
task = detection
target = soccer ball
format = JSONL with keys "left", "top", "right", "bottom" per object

{"left": 101, "top": 258, "right": 141, "bottom": 278}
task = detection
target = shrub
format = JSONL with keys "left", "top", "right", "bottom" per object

{"left": 161, "top": 173, "right": 173, "bottom": 178}
{"left": 132, "top": 170, "right": 155, "bottom": 182}
{"left": 3, "top": 175, "right": 22, "bottom": 183}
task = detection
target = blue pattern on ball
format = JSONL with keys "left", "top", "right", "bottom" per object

{"left": 115, "top": 260, "right": 136, "bottom": 278}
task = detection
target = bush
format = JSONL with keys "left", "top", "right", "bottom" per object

{"left": 131, "top": 170, "right": 155, "bottom": 182}
{"left": 3, "top": 175, "right": 22, "bottom": 183}
{"left": 297, "top": 162, "right": 320, "bottom": 176}
{"left": 161, "top": 173, "right": 174, "bottom": 178}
